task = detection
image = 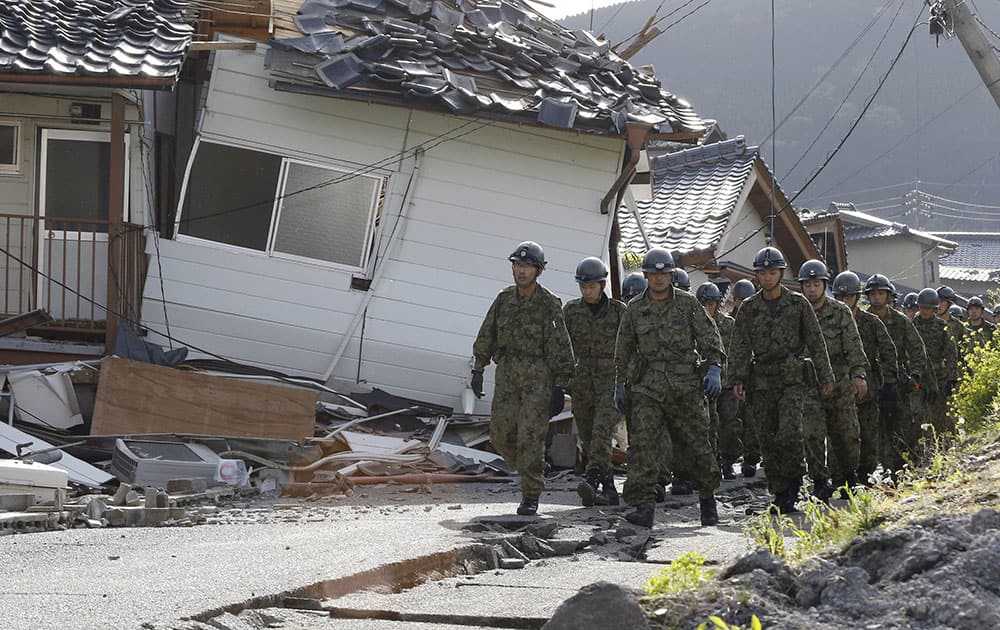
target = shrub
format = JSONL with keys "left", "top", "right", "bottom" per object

{"left": 645, "top": 551, "right": 714, "bottom": 596}
{"left": 951, "top": 338, "right": 1000, "bottom": 433}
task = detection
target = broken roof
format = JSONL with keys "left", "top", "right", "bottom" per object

{"left": 0, "top": 0, "right": 194, "bottom": 85}
{"left": 619, "top": 137, "right": 757, "bottom": 255}
{"left": 265, "top": 0, "right": 708, "bottom": 135}
{"left": 834, "top": 206, "right": 957, "bottom": 250}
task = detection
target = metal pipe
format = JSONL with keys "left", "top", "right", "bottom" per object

{"left": 599, "top": 122, "right": 651, "bottom": 215}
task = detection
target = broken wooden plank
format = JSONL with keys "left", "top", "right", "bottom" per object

{"left": 91, "top": 357, "right": 316, "bottom": 442}
{"left": 0, "top": 309, "right": 52, "bottom": 337}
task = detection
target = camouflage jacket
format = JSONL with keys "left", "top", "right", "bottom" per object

{"left": 943, "top": 317, "right": 967, "bottom": 352}
{"left": 855, "top": 309, "right": 897, "bottom": 391}
{"left": 473, "top": 283, "right": 575, "bottom": 384}
{"left": 877, "top": 307, "right": 928, "bottom": 383}
{"left": 729, "top": 287, "right": 834, "bottom": 387}
{"left": 614, "top": 288, "right": 724, "bottom": 400}
{"left": 912, "top": 315, "right": 959, "bottom": 384}
{"left": 712, "top": 310, "right": 736, "bottom": 384}
{"left": 563, "top": 294, "right": 626, "bottom": 372}
{"left": 813, "top": 298, "right": 869, "bottom": 379}
{"left": 964, "top": 321, "right": 996, "bottom": 353}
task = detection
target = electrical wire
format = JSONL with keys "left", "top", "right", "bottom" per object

{"left": 769, "top": 0, "right": 776, "bottom": 239}
{"left": 760, "top": 0, "right": 895, "bottom": 147}
{"left": 594, "top": 0, "right": 634, "bottom": 35}
{"left": 782, "top": 0, "right": 907, "bottom": 181}
{"left": 938, "top": 150, "right": 1000, "bottom": 195}
{"left": 922, "top": 201, "right": 1000, "bottom": 220}
{"left": 614, "top": 0, "right": 697, "bottom": 48}
{"left": 919, "top": 191, "right": 1000, "bottom": 210}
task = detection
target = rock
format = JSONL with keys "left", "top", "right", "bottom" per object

{"left": 124, "top": 491, "right": 141, "bottom": 507}
{"left": 156, "top": 490, "right": 170, "bottom": 509}
{"left": 143, "top": 508, "right": 171, "bottom": 527}
{"left": 111, "top": 484, "right": 133, "bottom": 506}
{"left": 969, "top": 508, "right": 1000, "bottom": 534}
{"left": 589, "top": 531, "right": 609, "bottom": 546}
{"left": 720, "top": 548, "right": 796, "bottom": 594}
{"left": 818, "top": 566, "right": 875, "bottom": 606}
{"left": 614, "top": 525, "right": 637, "bottom": 541}
{"left": 526, "top": 522, "right": 560, "bottom": 539}
{"left": 546, "top": 539, "right": 582, "bottom": 555}
{"left": 543, "top": 582, "right": 648, "bottom": 630}
{"left": 499, "top": 557, "right": 527, "bottom": 570}
{"left": 204, "top": 612, "right": 259, "bottom": 630}
{"left": 167, "top": 478, "right": 209, "bottom": 494}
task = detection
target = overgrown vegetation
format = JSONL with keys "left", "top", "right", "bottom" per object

{"left": 696, "top": 615, "right": 763, "bottom": 630}
{"left": 645, "top": 551, "right": 715, "bottom": 596}
{"left": 951, "top": 337, "right": 1000, "bottom": 433}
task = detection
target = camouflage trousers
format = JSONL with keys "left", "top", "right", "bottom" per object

{"left": 879, "top": 384, "right": 920, "bottom": 473}
{"left": 571, "top": 365, "right": 618, "bottom": 477}
{"left": 623, "top": 384, "right": 720, "bottom": 507}
{"left": 747, "top": 382, "right": 806, "bottom": 495}
{"left": 803, "top": 378, "right": 861, "bottom": 482}
{"left": 716, "top": 390, "right": 743, "bottom": 466}
{"left": 489, "top": 359, "right": 551, "bottom": 499}
{"left": 856, "top": 397, "right": 880, "bottom": 481}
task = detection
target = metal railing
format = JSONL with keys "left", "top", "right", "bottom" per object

{"left": 0, "top": 214, "right": 146, "bottom": 334}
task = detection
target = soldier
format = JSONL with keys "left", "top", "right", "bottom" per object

{"left": 728, "top": 278, "right": 760, "bottom": 477}
{"left": 621, "top": 272, "right": 647, "bottom": 304}
{"left": 614, "top": 248, "right": 723, "bottom": 527}
{"left": 672, "top": 268, "right": 691, "bottom": 292}
{"left": 937, "top": 286, "right": 967, "bottom": 351}
{"left": 992, "top": 304, "right": 1000, "bottom": 326}
{"left": 902, "top": 292, "right": 919, "bottom": 320}
{"left": 913, "top": 288, "right": 959, "bottom": 439}
{"left": 730, "top": 247, "right": 834, "bottom": 514}
{"left": 564, "top": 257, "right": 626, "bottom": 507}
{"left": 697, "top": 282, "right": 742, "bottom": 479}
{"left": 798, "top": 260, "right": 869, "bottom": 499}
{"left": 864, "top": 274, "right": 930, "bottom": 474}
{"left": 471, "top": 241, "right": 574, "bottom": 516}
{"left": 964, "top": 296, "right": 996, "bottom": 352}
{"left": 833, "top": 271, "right": 897, "bottom": 485}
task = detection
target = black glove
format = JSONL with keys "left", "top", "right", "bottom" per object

{"left": 877, "top": 382, "right": 894, "bottom": 403}
{"left": 548, "top": 386, "right": 566, "bottom": 418}
{"left": 470, "top": 370, "right": 484, "bottom": 399}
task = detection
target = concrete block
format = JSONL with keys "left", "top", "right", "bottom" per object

{"left": 86, "top": 498, "right": 107, "bottom": 520}
{"left": 111, "top": 483, "right": 132, "bottom": 506}
{"left": 0, "top": 494, "right": 35, "bottom": 511}
{"left": 144, "top": 487, "right": 157, "bottom": 506}
{"left": 143, "top": 507, "right": 171, "bottom": 527}
{"left": 104, "top": 508, "right": 125, "bottom": 527}
{"left": 124, "top": 490, "right": 141, "bottom": 507}
{"left": 166, "top": 478, "right": 209, "bottom": 494}
{"left": 499, "top": 557, "right": 527, "bottom": 570}
{"left": 155, "top": 490, "right": 169, "bottom": 508}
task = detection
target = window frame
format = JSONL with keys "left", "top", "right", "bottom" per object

{"left": 0, "top": 121, "right": 21, "bottom": 175}
{"left": 174, "top": 137, "right": 388, "bottom": 273}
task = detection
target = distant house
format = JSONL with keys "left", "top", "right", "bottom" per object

{"left": 619, "top": 136, "right": 820, "bottom": 290}
{"left": 928, "top": 232, "right": 1000, "bottom": 298}
{"left": 0, "top": 0, "right": 194, "bottom": 362}
{"left": 799, "top": 203, "right": 957, "bottom": 292}
{"left": 139, "top": 0, "right": 709, "bottom": 411}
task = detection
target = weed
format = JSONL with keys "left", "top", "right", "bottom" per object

{"left": 696, "top": 614, "right": 763, "bottom": 630}
{"left": 645, "top": 551, "right": 714, "bottom": 596}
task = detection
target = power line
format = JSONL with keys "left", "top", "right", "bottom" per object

{"left": 938, "top": 150, "right": 1000, "bottom": 195}
{"left": 920, "top": 191, "right": 1000, "bottom": 211}
{"left": 760, "top": 0, "right": 895, "bottom": 147}
{"left": 593, "top": 0, "right": 632, "bottom": 35}
{"left": 614, "top": 0, "right": 697, "bottom": 48}
{"left": 923, "top": 200, "right": 1000, "bottom": 220}
{"left": 782, "top": 0, "right": 907, "bottom": 181}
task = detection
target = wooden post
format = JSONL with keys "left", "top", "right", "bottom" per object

{"left": 105, "top": 93, "right": 126, "bottom": 353}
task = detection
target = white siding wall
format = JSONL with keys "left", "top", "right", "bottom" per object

{"left": 141, "top": 46, "right": 625, "bottom": 410}
{"left": 847, "top": 238, "right": 929, "bottom": 290}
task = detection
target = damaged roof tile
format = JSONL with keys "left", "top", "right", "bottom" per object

{"left": 268, "top": 0, "right": 707, "bottom": 135}
{"left": 0, "top": 0, "right": 194, "bottom": 81}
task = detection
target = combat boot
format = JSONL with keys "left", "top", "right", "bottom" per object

{"left": 625, "top": 506, "right": 654, "bottom": 528}
{"left": 741, "top": 462, "right": 757, "bottom": 478}
{"left": 721, "top": 463, "right": 736, "bottom": 480}
{"left": 600, "top": 475, "right": 620, "bottom": 506}
{"left": 654, "top": 483, "right": 667, "bottom": 503}
{"left": 576, "top": 473, "right": 601, "bottom": 507}
{"left": 670, "top": 479, "right": 693, "bottom": 495}
{"left": 516, "top": 496, "right": 538, "bottom": 516}
{"left": 771, "top": 488, "right": 799, "bottom": 514}
{"left": 699, "top": 496, "right": 719, "bottom": 526}
{"left": 811, "top": 476, "right": 834, "bottom": 503}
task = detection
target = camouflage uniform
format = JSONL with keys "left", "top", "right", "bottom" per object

{"left": 563, "top": 295, "right": 626, "bottom": 478}
{"left": 875, "top": 308, "right": 930, "bottom": 472}
{"left": 615, "top": 288, "right": 723, "bottom": 506}
{"left": 802, "top": 298, "right": 869, "bottom": 483}
{"left": 730, "top": 287, "right": 834, "bottom": 496}
{"left": 964, "top": 321, "right": 996, "bottom": 353}
{"left": 912, "top": 315, "right": 959, "bottom": 438}
{"left": 943, "top": 317, "right": 967, "bottom": 358}
{"left": 711, "top": 310, "right": 743, "bottom": 466}
{"left": 853, "top": 309, "right": 897, "bottom": 480}
{"left": 473, "top": 284, "right": 574, "bottom": 500}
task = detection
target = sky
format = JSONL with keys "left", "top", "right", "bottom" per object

{"left": 532, "top": 0, "right": 634, "bottom": 20}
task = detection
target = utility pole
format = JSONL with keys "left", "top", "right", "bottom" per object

{"left": 940, "top": 0, "right": 1000, "bottom": 110}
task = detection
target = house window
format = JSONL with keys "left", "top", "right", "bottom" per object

{"left": 0, "top": 122, "right": 19, "bottom": 174}
{"left": 178, "top": 140, "right": 385, "bottom": 269}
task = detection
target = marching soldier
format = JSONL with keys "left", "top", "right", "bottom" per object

{"left": 833, "top": 271, "right": 897, "bottom": 484}
{"left": 564, "top": 257, "right": 626, "bottom": 507}
{"left": 728, "top": 278, "right": 760, "bottom": 477}
{"left": 672, "top": 268, "right": 691, "bottom": 292}
{"left": 471, "top": 241, "right": 574, "bottom": 516}
{"left": 913, "top": 288, "right": 959, "bottom": 439}
{"left": 614, "top": 248, "right": 723, "bottom": 527}
{"left": 697, "top": 282, "right": 742, "bottom": 479}
{"left": 798, "top": 260, "right": 869, "bottom": 499}
{"left": 937, "top": 286, "right": 967, "bottom": 352}
{"left": 901, "top": 292, "right": 919, "bottom": 320}
{"left": 730, "top": 248, "right": 834, "bottom": 514}
{"left": 964, "top": 296, "right": 996, "bottom": 352}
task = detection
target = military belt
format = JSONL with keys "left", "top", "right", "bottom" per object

{"left": 645, "top": 360, "right": 697, "bottom": 375}
{"left": 751, "top": 360, "right": 783, "bottom": 376}
{"left": 497, "top": 350, "right": 544, "bottom": 362}
{"left": 575, "top": 356, "right": 614, "bottom": 368}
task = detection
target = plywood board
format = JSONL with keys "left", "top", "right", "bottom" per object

{"left": 91, "top": 357, "right": 316, "bottom": 442}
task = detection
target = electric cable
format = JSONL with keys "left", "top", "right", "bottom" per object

{"left": 919, "top": 191, "right": 1000, "bottom": 210}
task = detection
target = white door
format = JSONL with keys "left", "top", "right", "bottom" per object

{"left": 37, "top": 129, "right": 129, "bottom": 322}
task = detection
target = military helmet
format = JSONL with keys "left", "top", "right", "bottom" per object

{"left": 696, "top": 282, "right": 723, "bottom": 304}
{"left": 832, "top": 271, "right": 862, "bottom": 297}
{"left": 574, "top": 257, "right": 608, "bottom": 283}
{"left": 967, "top": 296, "right": 985, "bottom": 309}
{"left": 621, "top": 272, "right": 647, "bottom": 302}
{"left": 641, "top": 247, "right": 676, "bottom": 273}
{"left": 731, "top": 279, "right": 756, "bottom": 301}
{"left": 753, "top": 246, "right": 787, "bottom": 270}
{"left": 863, "top": 273, "right": 893, "bottom": 294}
{"left": 949, "top": 304, "right": 966, "bottom": 320}
{"left": 902, "top": 292, "right": 919, "bottom": 309}
{"left": 993, "top": 304, "right": 1000, "bottom": 316}
{"left": 797, "top": 259, "right": 830, "bottom": 282}
{"left": 672, "top": 268, "right": 691, "bottom": 291}
{"left": 936, "top": 285, "right": 957, "bottom": 302}
{"left": 508, "top": 241, "right": 546, "bottom": 268}
{"left": 917, "top": 287, "right": 940, "bottom": 308}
